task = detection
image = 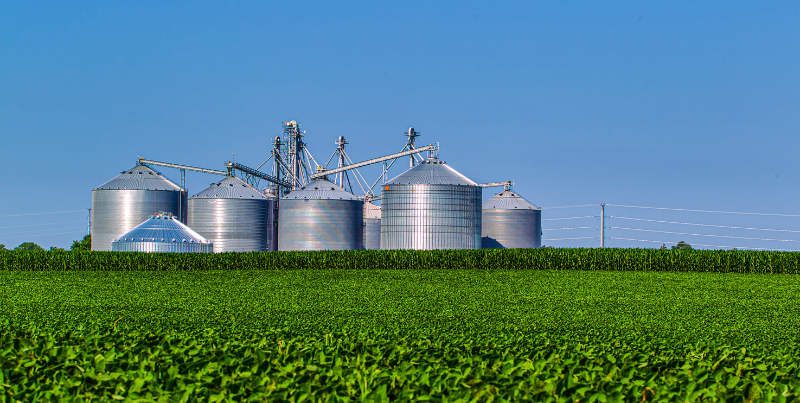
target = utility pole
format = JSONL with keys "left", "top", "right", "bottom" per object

{"left": 600, "top": 203, "right": 605, "bottom": 248}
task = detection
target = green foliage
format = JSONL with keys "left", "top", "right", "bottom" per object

{"left": 1, "top": 248, "right": 800, "bottom": 273}
{"left": 70, "top": 234, "right": 91, "bottom": 251}
{"left": 0, "top": 244, "right": 7, "bottom": 251}
{"left": 1, "top": 269, "right": 799, "bottom": 401}
{"left": 13, "top": 242, "right": 44, "bottom": 251}
{"left": 672, "top": 241, "right": 694, "bottom": 250}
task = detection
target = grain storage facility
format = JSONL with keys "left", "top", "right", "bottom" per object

{"left": 363, "top": 201, "right": 381, "bottom": 250}
{"left": 92, "top": 164, "right": 186, "bottom": 251}
{"left": 111, "top": 212, "right": 212, "bottom": 253}
{"left": 188, "top": 176, "right": 277, "bottom": 252}
{"left": 481, "top": 189, "right": 541, "bottom": 249}
{"left": 278, "top": 179, "right": 364, "bottom": 251}
{"left": 380, "top": 156, "right": 482, "bottom": 250}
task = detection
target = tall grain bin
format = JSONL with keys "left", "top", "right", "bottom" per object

{"left": 188, "top": 176, "right": 276, "bottom": 252}
{"left": 381, "top": 156, "right": 481, "bottom": 250}
{"left": 111, "top": 212, "right": 212, "bottom": 253}
{"left": 92, "top": 164, "right": 186, "bottom": 251}
{"left": 363, "top": 201, "right": 381, "bottom": 250}
{"left": 481, "top": 190, "right": 541, "bottom": 249}
{"left": 278, "top": 179, "right": 363, "bottom": 251}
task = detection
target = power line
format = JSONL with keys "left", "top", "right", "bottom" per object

{"left": 0, "top": 226, "right": 87, "bottom": 237}
{"left": 607, "top": 204, "right": 800, "bottom": 218}
{"left": 607, "top": 236, "right": 795, "bottom": 251}
{"left": 610, "top": 227, "right": 800, "bottom": 243}
{"left": 0, "top": 230, "right": 87, "bottom": 241}
{"left": 542, "top": 236, "right": 597, "bottom": 241}
{"left": 0, "top": 221, "right": 85, "bottom": 230}
{"left": 613, "top": 216, "right": 800, "bottom": 233}
{"left": 0, "top": 210, "right": 86, "bottom": 218}
{"left": 540, "top": 204, "right": 596, "bottom": 209}
{"left": 545, "top": 227, "right": 594, "bottom": 231}
{"left": 542, "top": 216, "right": 594, "bottom": 221}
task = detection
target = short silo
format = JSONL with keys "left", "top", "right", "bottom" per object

{"left": 481, "top": 190, "right": 542, "bottom": 249}
{"left": 381, "top": 156, "right": 482, "bottom": 250}
{"left": 188, "top": 176, "right": 276, "bottom": 252}
{"left": 278, "top": 179, "right": 364, "bottom": 251}
{"left": 92, "top": 164, "right": 186, "bottom": 251}
{"left": 363, "top": 201, "right": 381, "bottom": 250}
{"left": 111, "top": 212, "right": 212, "bottom": 253}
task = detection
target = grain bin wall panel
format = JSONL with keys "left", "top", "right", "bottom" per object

{"left": 481, "top": 209, "right": 541, "bottom": 249}
{"left": 278, "top": 199, "right": 363, "bottom": 251}
{"left": 188, "top": 198, "right": 271, "bottom": 252}
{"left": 91, "top": 189, "right": 183, "bottom": 251}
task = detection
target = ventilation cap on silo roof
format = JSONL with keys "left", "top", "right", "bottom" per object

{"left": 95, "top": 164, "right": 183, "bottom": 191}
{"left": 112, "top": 212, "right": 212, "bottom": 244}
{"left": 482, "top": 190, "right": 540, "bottom": 210}
{"left": 282, "top": 178, "right": 360, "bottom": 201}
{"left": 190, "top": 176, "right": 270, "bottom": 200}
{"left": 386, "top": 156, "right": 478, "bottom": 186}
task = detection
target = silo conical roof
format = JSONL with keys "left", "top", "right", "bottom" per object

{"left": 191, "top": 176, "right": 269, "bottom": 199}
{"left": 113, "top": 212, "right": 211, "bottom": 244}
{"left": 95, "top": 164, "right": 182, "bottom": 191}
{"left": 283, "top": 179, "right": 360, "bottom": 200}
{"left": 386, "top": 157, "right": 477, "bottom": 186}
{"left": 364, "top": 201, "right": 381, "bottom": 219}
{"left": 483, "top": 190, "right": 540, "bottom": 210}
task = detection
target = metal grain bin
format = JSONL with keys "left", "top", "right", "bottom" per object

{"left": 111, "top": 212, "right": 212, "bottom": 253}
{"left": 363, "top": 201, "right": 381, "bottom": 250}
{"left": 481, "top": 190, "right": 541, "bottom": 249}
{"left": 92, "top": 164, "right": 186, "bottom": 251}
{"left": 380, "top": 156, "right": 481, "bottom": 250}
{"left": 188, "top": 176, "right": 277, "bottom": 252}
{"left": 278, "top": 179, "right": 363, "bottom": 251}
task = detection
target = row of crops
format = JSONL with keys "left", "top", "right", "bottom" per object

{"left": 2, "top": 252, "right": 800, "bottom": 401}
{"left": 2, "top": 247, "right": 800, "bottom": 272}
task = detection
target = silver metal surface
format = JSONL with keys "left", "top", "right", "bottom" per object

{"left": 481, "top": 190, "right": 542, "bottom": 249}
{"left": 188, "top": 176, "right": 276, "bottom": 252}
{"left": 278, "top": 179, "right": 363, "bottom": 251}
{"left": 139, "top": 158, "right": 228, "bottom": 176}
{"left": 92, "top": 164, "right": 186, "bottom": 251}
{"left": 381, "top": 157, "right": 482, "bottom": 250}
{"left": 363, "top": 201, "right": 381, "bottom": 250}
{"left": 310, "top": 145, "right": 438, "bottom": 179}
{"left": 111, "top": 212, "right": 212, "bottom": 253}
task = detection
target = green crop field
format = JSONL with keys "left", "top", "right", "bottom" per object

{"left": 2, "top": 250, "right": 800, "bottom": 401}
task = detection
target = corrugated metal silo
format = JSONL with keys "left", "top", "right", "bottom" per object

{"left": 363, "top": 201, "right": 381, "bottom": 250}
{"left": 111, "top": 212, "right": 212, "bottom": 253}
{"left": 188, "top": 176, "right": 277, "bottom": 252}
{"left": 481, "top": 190, "right": 542, "bottom": 249}
{"left": 278, "top": 179, "right": 364, "bottom": 251}
{"left": 380, "top": 156, "right": 482, "bottom": 250}
{"left": 92, "top": 164, "right": 186, "bottom": 251}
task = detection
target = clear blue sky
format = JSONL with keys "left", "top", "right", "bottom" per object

{"left": 1, "top": 1, "right": 799, "bottom": 250}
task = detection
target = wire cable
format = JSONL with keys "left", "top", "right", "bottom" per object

{"left": 607, "top": 236, "right": 795, "bottom": 251}
{"left": 540, "top": 204, "right": 596, "bottom": 209}
{"left": 545, "top": 227, "right": 595, "bottom": 231}
{"left": 1, "top": 226, "right": 88, "bottom": 237}
{"left": 607, "top": 204, "right": 800, "bottom": 217}
{"left": 542, "top": 216, "right": 595, "bottom": 221}
{"left": 0, "top": 210, "right": 86, "bottom": 218}
{"left": 610, "top": 227, "right": 800, "bottom": 243}
{"left": 542, "top": 236, "right": 597, "bottom": 241}
{"left": 612, "top": 216, "right": 800, "bottom": 233}
{"left": 0, "top": 221, "right": 85, "bottom": 230}
{"left": 0, "top": 230, "right": 87, "bottom": 241}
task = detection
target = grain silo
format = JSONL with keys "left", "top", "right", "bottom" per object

{"left": 92, "top": 164, "right": 186, "bottom": 251}
{"left": 380, "top": 156, "right": 481, "bottom": 250}
{"left": 363, "top": 201, "right": 381, "bottom": 250}
{"left": 278, "top": 179, "right": 363, "bottom": 251}
{"left": 111, "top": 212, "right": 212, "bottom": 253}
{"left": 188, "top": 176, "right": 276, "bottom": 252}
{"left": 481, "top": 189, "right": 541, "bottom": 249}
